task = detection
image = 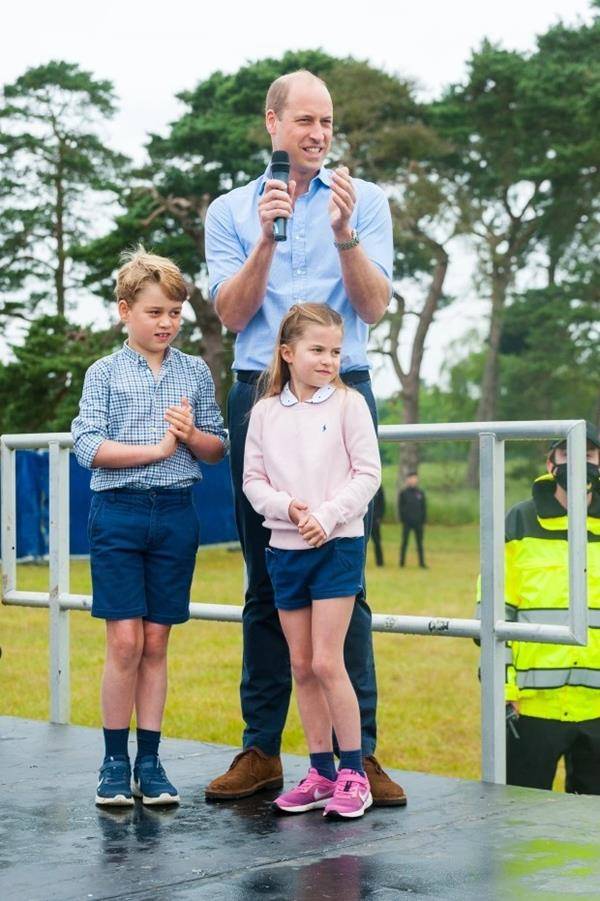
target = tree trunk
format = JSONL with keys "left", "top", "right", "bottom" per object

{"left": 465, "top": 266, "right": 510, "bottom": 488}
{"left": 399, "top": 378, "right": 420, "bottom": 480}
{"left": 390, "top": 241, "right": 448, "bottom": 488}
{"left": 187, "top": 286, "right": 228, "bottom": 405}
{"left": 54, "top": 141, "right": 66, "bottom": 316}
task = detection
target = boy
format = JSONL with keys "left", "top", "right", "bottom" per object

{"left": 72, "top": 248, "right": 227, "bottom": 806}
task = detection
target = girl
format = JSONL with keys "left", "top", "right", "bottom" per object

{"left": 242, "top": 303, "right": 381, "bottom": 819}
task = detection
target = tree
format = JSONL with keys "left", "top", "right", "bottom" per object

{"left": 0, "top": 60, "right": 127, "bottom": 319}
{"left": 499, "top": 281, "right": 600, "bottom": 426}
{"left": 320, "top": 58, "right": 456, "bottom": 476}
{"left": 433, "top": 14, "right": 600, "bottom": 485}
{"left": 0, "top": 316, "right": 121, "bottom": 434}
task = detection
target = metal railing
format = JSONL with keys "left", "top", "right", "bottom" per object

{"left": 1, "top": 421, "right": 589, "bottom": 784}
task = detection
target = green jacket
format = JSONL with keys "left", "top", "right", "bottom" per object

{"left": 502, "top": 475, "right": 600, "bottom": 720}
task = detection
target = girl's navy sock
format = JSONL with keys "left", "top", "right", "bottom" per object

{"left": 310, "top": 751, "right": 337, "bottom": 781}
{"left": 339, "top": 749, "right": 364, "bottom": 775}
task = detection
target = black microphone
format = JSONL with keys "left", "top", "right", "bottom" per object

{"left": 270, "top": 150, "right": 290, "bottom": 242}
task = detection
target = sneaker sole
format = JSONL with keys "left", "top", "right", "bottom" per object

{"left": 372, "top": 794, "right": 408, "bottom": 807}
{"left": 133, "top": 784, "right": 180, "bottom": 806}
{"left": 95, "top": 794, "right": 134, "bottom": 807}
{"left": 272, "top": 797, "right": 331, "bottom": 814}
{"left": 205, "top": 776, "right": 283, "bottom": 801}
{"left": 323, "top": 793, "right": 373, "bottom": 819}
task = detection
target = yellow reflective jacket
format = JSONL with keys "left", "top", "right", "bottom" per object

{"left": 502, "top": 475, "right": 600, "bottom": 720}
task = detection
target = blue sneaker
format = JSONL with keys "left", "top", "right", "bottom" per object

{"left": 95, "top": 755, "right": 134, "bottom": 807}
{"left": 133, "top": 755, "right": 180, "bottom": 806}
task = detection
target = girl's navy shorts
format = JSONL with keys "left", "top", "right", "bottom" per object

{"left": 265, "top": 537, "right": 365, "bottom": 610}
{"left": 88, "top": 487, "right": 200, "bottom": 624}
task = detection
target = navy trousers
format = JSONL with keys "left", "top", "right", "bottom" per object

{"left": 227, "top": 371, "right": 378, "bottom": 757}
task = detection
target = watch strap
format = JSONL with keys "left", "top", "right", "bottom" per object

{"left": 334, "top": 229, "right": 360, "bottom": 251}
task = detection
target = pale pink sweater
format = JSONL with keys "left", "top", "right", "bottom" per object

{"left": 243, "top": 387, "right": 381, "bottom": 549}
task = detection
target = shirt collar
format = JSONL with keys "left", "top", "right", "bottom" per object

{"left": 258, "top": 165, "right": 331, "bottom": 195}
{"left": 122, "top": 340, "right": 172, "bottom": 366}
{"left": 280, "top": 382, "right": 336, "bottom": 407}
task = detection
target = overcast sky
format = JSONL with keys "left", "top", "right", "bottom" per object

{"left": 1, "top": 0, "right": 594, "bottom": 393}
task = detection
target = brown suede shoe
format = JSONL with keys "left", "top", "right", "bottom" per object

{"left": 364, "top": 755, "right": 408, "bottom": 807}
{"left": 205, "top": 748, "right": 283, "bottom": 801}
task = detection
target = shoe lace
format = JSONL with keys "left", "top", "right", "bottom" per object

{"left": 229, "top": 749, "right": 254, "bottom": 769}
{"left": 297, "top": 772, "right": 321, "bottom": 793}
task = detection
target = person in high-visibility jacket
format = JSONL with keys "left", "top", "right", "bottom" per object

{"left": 484, "top": 423, "right": 600, "bottom": 792}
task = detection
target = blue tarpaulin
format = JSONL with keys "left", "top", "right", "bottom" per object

{"left": 2, "top": 451, "right": 238, "bottom": 559}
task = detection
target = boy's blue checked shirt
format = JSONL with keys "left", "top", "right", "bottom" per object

{"left": 72, "top": 342, "right": 228, "bottom": 491}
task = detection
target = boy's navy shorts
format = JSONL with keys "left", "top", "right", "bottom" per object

{"left": 88, "top": 487, "right": 200, "bottom": 624}
{"left": 265, "top": 537, "right": 365, "bottom": 611}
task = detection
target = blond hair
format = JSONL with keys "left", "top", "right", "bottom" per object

{"left": 265, "top": 70, "right": 329, "bottom": 118}
{"left": 115, "top": 246, "right": 188, "bottom": 305}
{"left": 260, "top": 303, "right": 345, "bottom": 399}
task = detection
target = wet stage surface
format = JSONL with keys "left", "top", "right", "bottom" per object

{"left": 2, "top": 717, "right": 600, "bottom": 900}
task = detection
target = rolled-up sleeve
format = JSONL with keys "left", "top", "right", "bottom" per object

{"left": 71, "top": 362, "right": 109, "bottom": 469}
{"left": 193, "top": 359, "right": 228, "bottom": 449}
{"left": 357, "top": 182, "right": 393, "bottom": 290}
{"left": 205, "top": 195, "right": 247, "bottom": 302}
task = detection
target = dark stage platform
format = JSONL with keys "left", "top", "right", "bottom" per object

{"left": 2, "top": 717, "right": 600, "bottom": 900}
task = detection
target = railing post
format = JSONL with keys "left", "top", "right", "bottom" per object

{"left": 49, "top": 442, "right": 70, "bottom": 724}
{"left": 479, "top": 432, "right": 506, "bottom": 783}
{"left": 1, "top": 439, "right": 17, "bottom": 599}
{"left": 567, "top": 421, "right": 588, "bottom": 644}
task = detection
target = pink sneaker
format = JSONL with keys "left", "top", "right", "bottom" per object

{"left": 273, "top": 768, "right": 336, "bottom": 814}
{"left": 323, "top": 769, "right": 373, "bottom": 819}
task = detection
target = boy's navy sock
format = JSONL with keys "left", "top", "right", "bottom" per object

{"left": 310, "top": 751, "right": 337, "bottom": 782}
{"left": 103, "top": 727, "right": 130, "bottom": 761}
{"left": 136, "top": 728, "right": 161, "bottom": 763}
{"left": 339, "top": 749, "right": 365, "bottom": 776}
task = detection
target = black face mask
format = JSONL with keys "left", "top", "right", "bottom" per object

{"left": 552, "top": 462, "right": 600, "bottom": 492}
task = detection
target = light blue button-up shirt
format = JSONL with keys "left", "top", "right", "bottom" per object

{"left": 205, "top": 166, "right": 393, "bottom": 373}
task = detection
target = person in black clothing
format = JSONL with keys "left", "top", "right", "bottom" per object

{"left": 398, "top": 472, "right": 427, "bottom": 568}
{"left": 371, "top": 486, "right": 385, "bottom": 567}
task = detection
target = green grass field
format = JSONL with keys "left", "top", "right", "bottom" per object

{"left": 1, "top": 522, "right": 485, "bottom": 780}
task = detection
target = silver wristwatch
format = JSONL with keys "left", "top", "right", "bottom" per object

{"left": 334, "top": 229, "right": 360, "bottom": 251}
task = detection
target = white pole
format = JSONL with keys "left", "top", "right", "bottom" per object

{"left": 49, "top": 442, "right": 70, "bottom": 724}
{"left": 479, "top": 433, "right": 506, "bottom": 784}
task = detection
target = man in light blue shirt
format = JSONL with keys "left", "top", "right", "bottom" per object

{"left": 206, "top": 165, "right": 392, "bottom": 372}
{"left": 205, "top": 70, "right": 405, "bottom": 807}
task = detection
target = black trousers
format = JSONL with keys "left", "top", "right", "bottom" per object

{"left": 400, "top": 522, "right": 425, "bottom": 566}
{"left": 507, "top": 714, "right": 600, "bottom": 794}
{"left": 227, "top": 370, "right": 378, "bottom": 757}
{"left": 371, "top": 520, "right": 383, "bottom": 567}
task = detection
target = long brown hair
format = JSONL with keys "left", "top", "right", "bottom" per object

{"left": 259, "top": 303, "right": 345, "bottom": 399}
